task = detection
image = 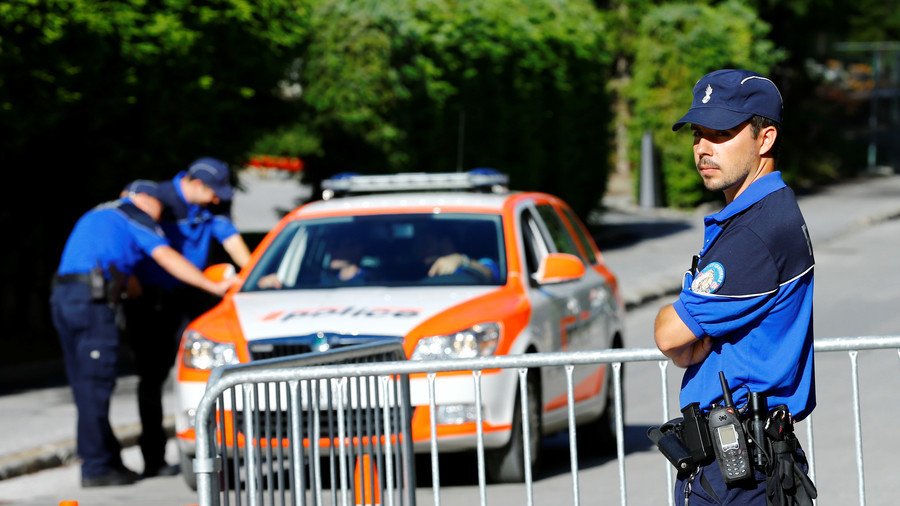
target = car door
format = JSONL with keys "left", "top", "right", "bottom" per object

{"left": 516, "top": 200, "right": 601, "bottom": 429}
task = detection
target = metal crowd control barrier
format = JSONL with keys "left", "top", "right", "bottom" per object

{"left": 194, "top": 335, "right": 900, "bottom": 506}
{"left": 194, "top": 340, "right": 416, "bottom": 506}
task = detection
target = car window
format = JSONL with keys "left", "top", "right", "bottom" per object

{"left": 520, "top": 209, "right": 550, "bottom": 279}
{"left": 242, "top": 213, "right": 506, "bottom": 290}
{"left": 535, "top": 204, "right": 582, "bottom": 260}
{"left": 561, "top": 206, "right": 598, "bottom": 265}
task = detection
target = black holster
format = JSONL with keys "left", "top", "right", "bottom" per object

{"left": 763, "top": 407, "right": 817, "bottom": 506}
{"left": 105, "top": 265, "right": 128, "bottom": 330}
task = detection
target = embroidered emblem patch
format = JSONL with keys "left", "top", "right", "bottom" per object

{"left": 691, "top": 262, "right": 725, "bottom": 294}
{"left": 702, "top": 84, "right": 713, "bottom": 104}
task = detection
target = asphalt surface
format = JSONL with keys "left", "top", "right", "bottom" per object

{"left": 2, "top": 172, "right": 900, "bottom": 484}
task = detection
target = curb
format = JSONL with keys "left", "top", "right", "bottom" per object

{"left": 0, "top": 419, "right": 174, "bottom": 481}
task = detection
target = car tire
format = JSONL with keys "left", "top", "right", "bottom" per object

{"left": 486, "top": 372, "right": 541, "bottom": 483}
{"left": 180, "top": 449, "right": 198, "bottom": 491}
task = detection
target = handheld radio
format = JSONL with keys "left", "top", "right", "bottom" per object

{"left": 708, "top": 371, "right": 752, "bottom": 482}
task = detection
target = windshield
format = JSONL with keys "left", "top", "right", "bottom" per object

{"left": 243, "top": 213, "right": 506, "bottom": 291}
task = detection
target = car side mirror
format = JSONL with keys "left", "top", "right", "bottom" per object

{"left": 203, "top": 263, "right": 236, "bottom": 282}
{"left": 535, "top": 253, "right": 585, "bottom": 284}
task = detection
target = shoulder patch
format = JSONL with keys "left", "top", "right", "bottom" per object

{"left": 691, "top": 261, "right": 725, "bottom": 294}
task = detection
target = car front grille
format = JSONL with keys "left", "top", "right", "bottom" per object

{"left": 248, "top": 334, "right": 401, "bottom": 361}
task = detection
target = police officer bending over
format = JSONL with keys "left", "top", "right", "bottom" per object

{"left": 652, "top": 69, "right": 817, "bottom": 505}
{"left": 124, "top": 157, "right": 251, "bottom": 478}
{"left": 50, "top": 180, "right": 234, "bottom": 488}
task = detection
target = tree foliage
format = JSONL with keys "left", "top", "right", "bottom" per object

{"left": 626, "top": 1, "right": 784, "bottom": 208}
{"left": 1, "top": 0, "right": 896, "bottom": 352}
{"left": 264, "top": 0, "right": 613, "bottom": 217}
{"left": 0, "top": 0, "right": 310, "bottom": 346}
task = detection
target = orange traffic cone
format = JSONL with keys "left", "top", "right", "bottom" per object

{"left": 59, "top": 501, "right": 79, "bottom": 506}
{"left": 353, "top": 454, "right": 381, "bottom": 506}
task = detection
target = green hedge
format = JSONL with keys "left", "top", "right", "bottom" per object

{"left": 627, "top": 1, "right": 784, "bottom": 208}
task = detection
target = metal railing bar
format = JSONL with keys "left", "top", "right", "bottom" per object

{"left": 564, "top": 365, "right": 580, "bottom": 506}
{"left": 286, "top": 381, "right": 301, "bottom": 506}
{"left": 518, "top": 368, "right": 534, "bottom": 506}
{"left": 275, "top": 382, "right": 287, "bottom": 506}
{"left": 371, "top": 375, "right": 386, "bottom": 506}
{"left": 473, "top": 370, "right": 487, "bottom": 506}
{"left": 289, "top": 381, "right": 306, "bottom": 506}
{"left": 311, "top": 380, "right": 323, "bottom": 506}
{"left": 336, "top": 378, "right": 349, "bottom": 506}
{"left": 233, "top": 386, "right": 244, "bottom": 506}
{"left": 398, "top": 372, "right": 416, "bottom": 506}
{"left": 348, "top": 376, "right": 361, "bottom": 506}
{"left": 243, "top": 386, "right": 259, "bottom": 506}
{"left": 316, "top": 379, "right": 337, "bottom": 506}
{"left": 199, "top": 336, "right": 900, "bottom": 394}
{"left": 217, "top": 395, "right": 230, "bottom": 506}
{"left": 380, "top": 376, "right": 396, "bottom": 506}
{"left": 363, "top": 376, "right": 377, "bottom": 506}
{"left": 612, "top": 362, "right": 627, "bottom": 506}
{"left": 849, "top": 351, "right": 866, "bottom": 506}
{"left": 427, "top": 372, "right": 440, "bottom": 506}
{"left": 658, "top": 360, "right": 673, "bottom": 506}
{"left": 265, "top": 383, "right": 275, "bottom": 506}
{"left": 804, "top": 414, "right": 816, "bottom": 502}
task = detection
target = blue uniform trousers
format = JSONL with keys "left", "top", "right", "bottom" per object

{"left": 50, "top": 281, "right": 125, "bottom": 479}
{"left": 675, "top": 447, "right": 810, "bottom": 505}
{"left": 123, "top": 283, "right": 215, "bottom": 469}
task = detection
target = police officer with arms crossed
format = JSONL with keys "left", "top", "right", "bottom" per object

{"left": 124, "top": 157, "right": 251, "bottom": 478}
{"left": 653, "top": 69, "right": 817, "bottom": 505}
{"left": 50, "top": 180, "right": 234, "bottom": 488}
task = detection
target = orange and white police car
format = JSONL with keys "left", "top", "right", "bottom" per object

{"left": 174, "top": 170, "right": 625, "bottom": 485}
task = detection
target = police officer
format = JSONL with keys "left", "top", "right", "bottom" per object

{"left": 654, "top": 69, "right": 816, "bottom": 505}
{"left": 50, "top": 180, "right": 233, "bottom": 488}
{"left": 124, "top": 157, "right": 251, "bottom": 477}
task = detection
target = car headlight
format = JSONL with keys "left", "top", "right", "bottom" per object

{"left": 181, "top": 330, "right": 240, "bottom": 370}
{"left": 411, "top": 322, "right": 500, "bottom": 360}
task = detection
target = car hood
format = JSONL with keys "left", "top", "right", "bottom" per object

{"left": 231, "top": 286, "right": 496, "bottom": 340}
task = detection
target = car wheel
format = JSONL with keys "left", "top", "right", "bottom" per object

{"left": 580, "top": 362, "right": 624, "bottom": 456}
{"left": 180, "top": 449, "right": 197, "bottom": 491}
{"left": 486, "top": 372, "right": 541, "bottom": 483}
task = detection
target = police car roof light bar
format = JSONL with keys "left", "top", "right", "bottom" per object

{"left": 321, "top": 170, "right": 509, "bottom": 198}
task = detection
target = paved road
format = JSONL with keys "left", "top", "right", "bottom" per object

{"left": 1, "top": 173, "right": 899, "bottom": 504}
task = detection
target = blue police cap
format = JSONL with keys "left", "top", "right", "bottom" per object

{"left": 187, "top": 157, "right": 234, "bottom": 201}
{"left": 672, "top": 69, "right": 783, "bottom": 131}
{"left": 124, "top": 179, "right": 161, "bottom": 199}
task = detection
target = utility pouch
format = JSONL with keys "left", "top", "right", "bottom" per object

{"left": 680, "top": 402, "right": 714, "bottom": 465}
{"left": 89, "top": 266, "right": 106, "bottom": 302}
{"left": 647, "top": 402, "right": 716, "bottom": 474}
{"left": 648, "top": 418, "right": 696, "bottom": 473}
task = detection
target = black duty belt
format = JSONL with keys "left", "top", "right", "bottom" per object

{"left": 53, "top": 273, "right": 93, "bottom": 285}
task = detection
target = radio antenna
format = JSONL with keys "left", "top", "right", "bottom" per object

{"left": 719, "top": 371, "right": 735, "bottom": 409}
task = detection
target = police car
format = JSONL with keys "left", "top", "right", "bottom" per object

{"left": 174, "top": 170, "right": 625, "bottom": 485}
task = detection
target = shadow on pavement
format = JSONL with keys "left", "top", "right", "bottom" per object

{"left": 414, "top": 424, "right": 656, "bottom": 487}
{"left": 592, "top": 219, "right": 694, "bottom": 251}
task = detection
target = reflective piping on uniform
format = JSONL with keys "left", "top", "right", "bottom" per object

{"left": 114, "top": 206, "right": 161, "bottom": 235}
{"left": 692, "top": 264, "right": 815, "bottom": 299}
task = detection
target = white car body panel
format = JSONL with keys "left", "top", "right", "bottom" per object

{"left": 230, "top": 286, "right": 494, "bottom": 340}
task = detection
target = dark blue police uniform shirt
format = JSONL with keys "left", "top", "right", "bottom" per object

{"left": 56, "top": 198, "right": 168, "bottom": 277}
{"left": 673, "top": 172, "right": 816, "bottom": 420}
{"left": 134, "top": 171, "right": 240, "bottom": 288}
